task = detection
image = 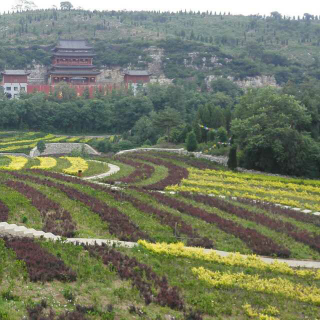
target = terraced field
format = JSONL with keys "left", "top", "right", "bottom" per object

{"left": 0, "top": 137, "right": 320, "bottom": 319}
{"left": 0, "top": 131, "right": 108, "bottom": 153}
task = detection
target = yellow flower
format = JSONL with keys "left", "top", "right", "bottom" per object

{"left": 31, "top": 157, "right": 57, "bottom": 170}
{"left": 0, "top": 156, "right": 28, "bottom": 170}
{"left": 61, "top": 157, "right": 88, "bottom": 175}
{"left": 138, "top": 241, "right": 320, "bottom": 280}
{"left": 192, "top": 267, "right": 320, "bottom": 306}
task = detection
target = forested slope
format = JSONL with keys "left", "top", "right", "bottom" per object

{"left": 1, "top": 9, "right": 320, "bottom": 84}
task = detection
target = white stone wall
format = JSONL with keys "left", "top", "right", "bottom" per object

{"left": 30, "top": 143, "right": 100, "bottom": 157}
{"left": 3, "top": 82, "right": 27, "bottom": 99}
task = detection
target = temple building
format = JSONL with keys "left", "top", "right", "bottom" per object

{"left": 0, "top": 39, "right": 153, "bottom": 98}
{"left": 124, "top": 70, "right": 151, "bottom": 86}
{"left": 48, "top": 40, "right": 101, "bottom": 85}
{"left": 1, "top": 70, "right": 30, "bottom": 99}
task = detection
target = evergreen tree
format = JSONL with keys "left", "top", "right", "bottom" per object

{"left": 227, "top": 144, "right": 238, "bottom": 170}
{"left": 186, "top": 131, "right": 198, "bottom": 151}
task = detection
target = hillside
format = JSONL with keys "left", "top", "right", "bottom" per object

{"left": 1, "top": 132, "right": 320, "bottom": 319}
{"left": 1, "top": 9, "right": 320, "bottom": 86}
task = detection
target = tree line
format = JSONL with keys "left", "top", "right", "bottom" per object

{"left": 1, "top": 78, "right": 320, "bottom": 178}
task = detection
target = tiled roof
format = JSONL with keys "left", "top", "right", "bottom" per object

{"left": 57, "top": 40, "right": 93, "bottom": 50}
{"left": 2, "top": 70, "right": 30, "bottom": 75}
{"left": 124, "top": 70, "right": 151, "bottom": 76}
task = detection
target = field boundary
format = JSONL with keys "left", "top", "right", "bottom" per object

{"left": 1, "top": 222, "right": 320, "bottom": 268}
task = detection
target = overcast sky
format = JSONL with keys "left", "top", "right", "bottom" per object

{"left": 3, "top": 0, "right": 320, "bottom": 17}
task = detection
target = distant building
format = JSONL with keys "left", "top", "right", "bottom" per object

{"left": 124, "top": 70, "right": 151, "bottom": 86}
{"left": 48, "top": 39, "right": 101, "bottom": 85}
{"left": 1, "top": 70, "right": 30, "bottom": 99}
{"left": 124, "top": 70, "right": 151, "bottom": 95}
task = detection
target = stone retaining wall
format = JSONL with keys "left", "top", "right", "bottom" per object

{"left": 117, "top": 147, "right": 185, "bottom": 155}
{"left": 30, "top": 143, "right": 100, "bottom": 157}
{"left": 0, "top": 153, "right": 30, "bottom": 158}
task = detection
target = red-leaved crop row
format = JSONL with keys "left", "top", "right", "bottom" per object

{"left": 128, "top": 154, "right": 188, "bottom": 190}
{"left": 186, "top": 193, "right": 320, "bottom": 253}
{"left": 148, "top": 192, "right": 291, "bottom": 257}
{"left": 104, "top": 188, "right": 214, "bottom": 248}
{"left": 107, "top": 157, "right": 155, "bottom": 184}
{"left": 149, "top": 152, "right": 219, "bottom": 170}
{"left": 3, "top": 237, "right": 76, "bottom": 282}
{"left": 86, "top": 244, "right": 186, "bottom": 311}
{"left": 0, "top": 199, "right": 9, "bottom": 222}
{"left": 236, "top": 197, "right": 320, "bottom": 225}
{"left": 26, "top": 169, "right": 212, "bottom": 248}
{"left": 6, "top": 180, "right": 76, "bottom": 237}
{"left": 8, "top": 171, "right": 150, "bottom": 242}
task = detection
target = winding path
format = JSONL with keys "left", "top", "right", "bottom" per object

{"left": 83, "top": 161, "right": 120, "bottom": 180}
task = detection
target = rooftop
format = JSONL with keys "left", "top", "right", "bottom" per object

{"left": 53, "top": 52, "right": 96, "bottom": 57}
{"left": 124, "top": 70, "right": 151, "bottom": 76}
{"left": 2, "top": 70, "right": 30, "bottom": 76}
{"left": 56, "top": 40, "right": 93, "bottom": 50}
{"left": 49, "top": 70, "right": 101, "bottom": 76}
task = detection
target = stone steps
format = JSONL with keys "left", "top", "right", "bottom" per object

{"left": 0, "top": 222, "right": 60, "bottom": 240}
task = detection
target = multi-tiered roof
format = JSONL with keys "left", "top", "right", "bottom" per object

{"left": 49, "top": 40, "right": 100, "bottom": 85}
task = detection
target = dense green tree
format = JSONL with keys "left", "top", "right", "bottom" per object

{"left": 152, "top": 107, "right": 182, "bottom": 137}
{"left": 232, "top": 87, "right": 320, "bottom": 177}
{"left": 60, "top": 1, "right": 73, "bottom": 10}
{"left": 210, "top": 78, "right": 243, "bottom": 98}
{"left": 113, "top": 96, "right": 153, "bottom": 132}
{"left": 132, "top": 114, "right": 159, "bottom": 144}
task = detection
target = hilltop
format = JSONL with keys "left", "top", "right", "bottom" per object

{"left": 1, "top": 9, "right": 320, "bottom": 86}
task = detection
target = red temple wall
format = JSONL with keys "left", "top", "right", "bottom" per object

{"left": 27, "top": 84, "right": 123, "bottom": 97}
{"left": 3, "top": 75, "right": 28, "bottom": 83}
{"left": 124, "top": 75, "right": 150, "bottom": 84}
{"left": 52, "top": 58, "right": 93, "bottom": 65}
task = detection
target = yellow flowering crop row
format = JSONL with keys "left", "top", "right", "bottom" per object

{"left": 166, "top": 184, "right": 319, "bottom": 211}
{"left": 66, "top": 137, "right": 81, "bottom": 142}
{"left": 61, "top": 157, "right": 88, "bottom": 175}
{"left": 79, "top": 138, "right": 93, "bottom": 143}
{"left": 0, "top": 134, "right": 54, "bottom": 147}
{"left": 31, "top": 157, "right": 57, "bottom": 170}
{"left": 0, "top": 136, "right": 69, "bottom": 152}
{"left": 188, "top": 172, "right": 320, "bottom": 194}
{"left": 0, "top": 131, "right": 38, "bottom": 142}
{"left": 138, "top": 241, "right": 320, "bottom": 280}
{"left": 0, "top": 156, "right": 28, "bottom": 170}
{"left": 192, "top": 267, "right": 320, "bottom": 306}
{"left": 0, "top": 143, "right": 38, "bottom": 152}
{"left": 189, "top": 168, "right": 320, "bottom": 187}
{"left": 182, "top": 178, "right": 320, "bottom": 203}
{"left": 242, "top": 304, "right": 279, "bottom": 320}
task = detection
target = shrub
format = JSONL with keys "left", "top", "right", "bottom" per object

{"left": 143, "top": 139, "right": 152, "bottom": 146}
{"left": 186, "top": 131, "right": 198, "bottom": 152}
{"left": 217, "top": 127, "right": 228, "bottom": 142}
{"left": 112, "top": 140, "right": 135, "bottom": 153}
{"left": 97, "top": 139, "right": 112, "bottom": 153}
{"left": 36, "top": 140, "right": 46, "bottom": 154}
{"left": 208, "top": 130, "right": 216, "bottom": 141}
